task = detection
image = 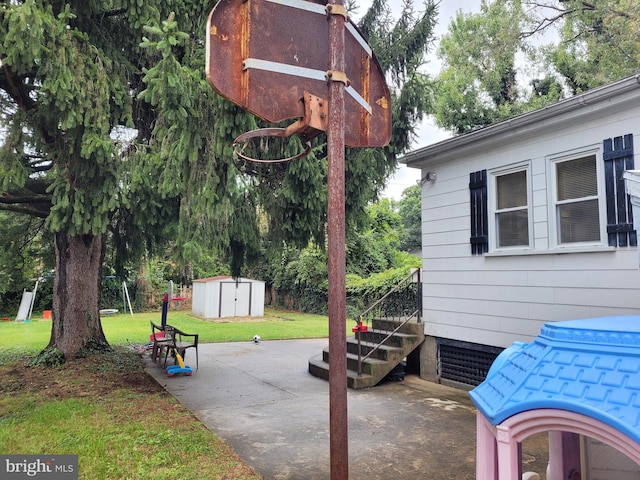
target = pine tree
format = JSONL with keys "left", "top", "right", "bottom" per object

{"left": 0, "top": 2, "right": 252, "bottom": 361}
{"left": 253, "top": 0, "right": 438, "bottom": 246}
{"left": 0, "top": 0, "right": 438, "bottom": 361}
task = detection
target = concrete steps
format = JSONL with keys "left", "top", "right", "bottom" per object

{"left": 308, "top": 318, "right": 424, "bottom": 389}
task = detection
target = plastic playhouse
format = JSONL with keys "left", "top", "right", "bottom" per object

{"left": 470, "top": 316, "right": 640, "bottom": 480}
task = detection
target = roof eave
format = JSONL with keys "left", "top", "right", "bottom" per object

{"left": 403, "top": 74, "right": 640, "bottom": 169}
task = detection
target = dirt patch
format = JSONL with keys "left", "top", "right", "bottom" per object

{"left": 0, "top": 351, "right": 164, "bottom": 399}
{"left": 0, "top": 349, "right": 260, "bottom": 479}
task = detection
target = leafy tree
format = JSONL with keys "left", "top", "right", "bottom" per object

{"left": 435, "top": 0, "right": 640, "bottom": 135}
{"left": 397, "top": 184, "right": 421, "bottom": 252}
{"left": 434, "top": 0, "right": 567, "bottom": 134}
{"left": 346, "top": 199, "right": 401, "bottom": 277}
{"left": 434, "top": 0, "right": 526, "bottom": 133}
{"left": 529, "top": 0, "right": 640, "bottom": 93}
{"left": 0, "top": 211, "right": 53, "bottom": 314}
{"left": 267, "top": 197, "right": 419, "bottom": 314}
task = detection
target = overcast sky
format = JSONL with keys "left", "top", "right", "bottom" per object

{"left": 380, "top": 1, "right": 482, "bottom": 200}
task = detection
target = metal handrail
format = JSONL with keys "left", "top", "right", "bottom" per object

{"left": 360, "top": 309, "right": 420, "bottom": 365}
{"left": 357, "top": 269, "right": 421, "bottom": 326}
{"left": 354, "top": 269, "right": 422, "bottom": 376}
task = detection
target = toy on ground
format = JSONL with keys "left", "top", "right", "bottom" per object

{"left": 166, "top": 352, "right": 193, "bottom": 376}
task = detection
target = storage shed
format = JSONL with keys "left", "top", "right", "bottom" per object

{"left": 192, "top": 276, "right": 265, "bottom": 319}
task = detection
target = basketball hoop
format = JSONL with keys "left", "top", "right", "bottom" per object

{"left": 233, "top": 91, "right": 327, "bottom": 163}
{"left": 233, "top": 128, "right": 312, "bottom": 163}
{"left": 206, "top": 1, "right": 391, "bottom": 474}
{"left": 206, "top": 0, "right": 391, "bottom": 148}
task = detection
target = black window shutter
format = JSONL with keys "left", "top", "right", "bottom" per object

{"left": 470, "top": 170, "right": 488, "bottom": 254}
{"left": 603, "top": 134, "right": 637, "bottom": 247}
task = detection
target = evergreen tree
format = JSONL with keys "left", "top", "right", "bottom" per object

{"left": 0, "top": 0, "right": 437, "bottom": 361}
{"left": 252, "top": 0, "right": 438, "bottom": 246}
{"left": 0, "top": 2, "right": 253, "bottom": 361}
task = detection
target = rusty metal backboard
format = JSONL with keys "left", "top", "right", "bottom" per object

{"left": 206, "top": 0, "right": 391, "bottom": 148}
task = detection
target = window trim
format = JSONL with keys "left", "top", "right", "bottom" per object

{"left": 487, "top": 162, "right": 533, "bottom": 252}
{"left": 547, "top": 146, "right": 607, "bottom": 249}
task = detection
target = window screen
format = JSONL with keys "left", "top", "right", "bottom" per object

{"left": 495, "top": 170, "right": 529, "bottom": 247}
{"left": 555, "top": 155, "right": 600, "bottom": 243}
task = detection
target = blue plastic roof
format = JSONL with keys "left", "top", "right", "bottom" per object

{"left": 469, "top": 316, "right": 640, "bottom": 444}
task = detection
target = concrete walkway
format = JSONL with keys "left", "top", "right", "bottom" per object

{"left": 144, "top": 339, "right": 480, "bottom": 480}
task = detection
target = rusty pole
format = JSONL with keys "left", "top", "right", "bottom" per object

{"left": 327, "top": 0, "right": 348, "bottom": 478}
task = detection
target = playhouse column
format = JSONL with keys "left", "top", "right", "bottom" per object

{"left": 495, "top": 424, "right": 521, "bottom": 480}
{"left": 548, "top": 431, "right": 581, "bottom": 480}
{"left": 476, "top": 413, "right": 498, "bottom": 480}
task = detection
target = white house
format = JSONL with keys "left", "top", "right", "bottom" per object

{"left": 403, "top": 74, "right": 640, "bottom": 387}
{"left": 192, "top": 276, "right": 265, "bottom": 318}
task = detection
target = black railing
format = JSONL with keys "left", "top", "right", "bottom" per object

{"left": 353, "top": 269, "right": 421, "bottom": 376}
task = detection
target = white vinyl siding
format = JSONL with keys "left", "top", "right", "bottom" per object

{"left": 417, "top": 103, "right": 640, "bottom": 348}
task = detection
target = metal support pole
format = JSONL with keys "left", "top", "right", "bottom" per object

{"left": 357, "top": 328, "right": 362, "bottom": 376}
{"left": 327, "top": 0, "right": 348, "bottom": 478}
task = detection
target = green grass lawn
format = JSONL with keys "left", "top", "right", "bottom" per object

{"left": 0, "top": 307, "right": 335, "bottom": 356}
{"left": 0, "top": 307, "right": 337, "bottom": 479}
{"left": 0, "top": 348, "right": 261, "bottom": 479}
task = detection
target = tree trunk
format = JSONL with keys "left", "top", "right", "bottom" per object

{"left": 48, "top": 231, "right": 110, "bottom": 360}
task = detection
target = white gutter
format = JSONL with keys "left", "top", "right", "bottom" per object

{"left": 403, "top": 74, "right": 640, "bottom": 169}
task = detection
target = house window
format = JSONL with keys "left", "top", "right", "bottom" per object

{"left": 495, "top": 170, "right": 529, "bottom": 247}
{"left": 489, "top": 166, "right": 530, "bottom": 249}
{"left": 469, "top": 135, "right": 635, "bottom": 255}
{"left": 552, "top": 153, "right": 602, "bottom": 245}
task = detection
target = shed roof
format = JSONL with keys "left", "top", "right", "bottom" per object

{"left": 194, "top": 276, "right": 231, "bottom": 282}
{"left": 470, "top": 316, "right": 640, "bottom": 444}
{"left": 193, "top": 276, "right": 264, "bottom": 283}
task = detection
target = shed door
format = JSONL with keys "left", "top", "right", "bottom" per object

{"left": 219, "top": 282, "right": 252, "bottom": 317}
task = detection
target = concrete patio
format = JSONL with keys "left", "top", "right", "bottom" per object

{"left": 145, "top": 338, "right": 548, "bottom": 480}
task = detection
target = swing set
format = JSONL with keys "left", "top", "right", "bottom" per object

{"left": 12, "top": 277, "right": 134, "bottom": 322}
